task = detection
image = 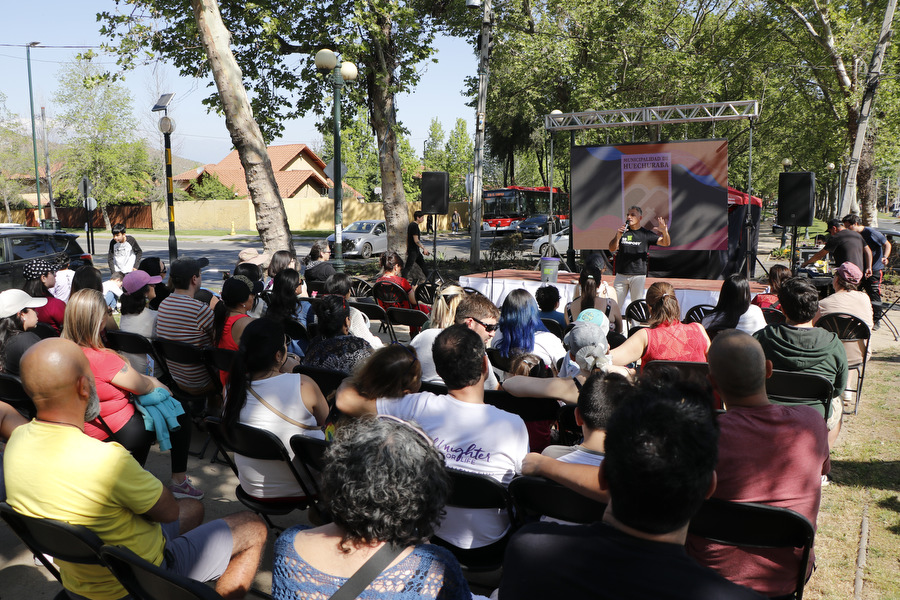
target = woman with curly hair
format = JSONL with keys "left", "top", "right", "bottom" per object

{"left": 610, "top": 281, "right": 710, "bottom": 371}
{"left": 0, "top": 289, "right": 46, "bottom": 375}
{"left": 272, "top": 416, "right": 470, "bottom": 600}
{"left": 492, "top": 288, "right": 566, "bottom": 369}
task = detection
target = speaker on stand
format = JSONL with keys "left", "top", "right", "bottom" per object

{"left": 778, "top": 172, "right": 815, "bottom": 275}
{"left": 421, "top": 172, "right": 449, "bottom": 285}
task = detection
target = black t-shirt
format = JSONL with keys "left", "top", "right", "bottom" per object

{"left": 2, "top": 331, "right": 41, "bottom": 376}
{"left": 407, "top": 222, "right": 422, "bottom": 256}
{"left": 499, "top": 521, "right": 765, "bottom": 600}
{"left": 824, "top": 229, "right": 865, "bottom": 271}
{"left": 615, "top": 227, "right": 658, "bottom": 275}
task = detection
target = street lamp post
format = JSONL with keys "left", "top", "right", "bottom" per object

{"left": 780, "top": 158, "right": 792, "bottom": 249}
{"left": 315, "top": 49, "right": 358, "bottom": 274}
{"left": 26, "top": 42, "right": 42, "bottom": 225}
{"left": 152, "top": 94, "right": 178, "bottom": 263}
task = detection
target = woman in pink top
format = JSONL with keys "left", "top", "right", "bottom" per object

{"left": 63, "top": 289, "right": 203, "bottom": 499}
{"left": 610, "top": 281, "right": 710, "bottom": 370}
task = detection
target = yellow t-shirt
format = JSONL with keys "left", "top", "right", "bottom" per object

{"left": 4, "top": 420, "right": 165, "bottom": 600}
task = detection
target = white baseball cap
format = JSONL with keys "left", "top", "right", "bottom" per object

{"left": 0, "top": 289, "right": 47, "bottom": 319}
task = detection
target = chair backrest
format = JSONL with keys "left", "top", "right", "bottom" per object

{"left": 415, "top": 282, "right": 438, "bottom": 306}
{"left": 0, "top": 501, "right": 104, "bottom": 581}
{"left": 33, "top": 322, "right": 59, "bottom": 339}
{"left": 461, "top": 287, "right": 487, "bottom": 298}
{"left": 641, "top": 360, "right": 709, "bottom": 385}
{"left": 349, "top": 300, "right": 396, "bottom": 343}
{"left": 483, "top": 388, "right": 561, "bottom": 422}
{"left": 419, "top": 381, "right": 449, "bottom": 395}
{"left": 349, "top": 277, "right": 373, "bottom": 299}
{"left": 509, "top": 476, "right": 606, "bottom": 525}
{"left": 283, "top": 319, "right": 310, "bottom": 343}
{"left": 688, "top": 498, "right": 814, "bottom": 600}
{"left": 289, "top": 434, "right": 330, "bottom": 474}
{"left": 100, "top": 545, "right": 224, "bottom": 600}
{"left": 624, "top": 299, "right": 649, "bottom": 323}
{"left": 683, "top": 304, "right": 716, "bottom": 324}
{"left": 541, "top": 318, "right": 565, "bottom": 340}
{"left": 305, "top": 280, "right": 325, "bottom": 295}
{"left": 0, "top": 372, "right": 36, "bottom": 419}
{"left": 385, "top": 307, "right": 429, "bottom": 330}
{"left": 765, "top": 370, "right": 834, "bottom": 418}
{"left": 762, "top": 307, "right": 786, "bottom": 325}
{"left": 293, "top": 364, "right": 351, "bottom": 400}
{"left": 444, "top": 469, "right": 515, "bottom": 521}
{"left": 373, "top": 280, "right": 414, "bottom": 308}
{"left": 815, "top": 312, "right": 870, "bottom": 343}
{"left": 207, "top": 347, "right": 237, "bottom": 373}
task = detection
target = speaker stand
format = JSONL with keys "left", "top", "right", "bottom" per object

{"left": 790, "top": 225, "right": 799, "bottom": 276}
{"left": 425, "top": 223, "right": 445, "bottom": 286}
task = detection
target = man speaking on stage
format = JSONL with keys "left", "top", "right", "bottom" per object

{"left": 608, "top": 205, "right": 670, "bottom": 307}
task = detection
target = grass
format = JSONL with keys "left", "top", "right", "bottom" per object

{"left": 802, "top": 347, "right": 900, "bottom": 599}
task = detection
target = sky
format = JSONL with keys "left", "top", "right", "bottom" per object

{"left": 0, "top": 1, "right": 477, "bottom": 168}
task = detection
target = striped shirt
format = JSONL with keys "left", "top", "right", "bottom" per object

{"left": 156, "top": 292, "right": 214, "bottom": 390}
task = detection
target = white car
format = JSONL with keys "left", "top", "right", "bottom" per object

{"left": 326, "top": 220, "right": 387, "bottom": 259}
{"left": 532, "top": 227, "right": 573, "bottom": 256}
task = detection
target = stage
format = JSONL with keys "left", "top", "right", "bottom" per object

{"left": 459, "top": 270, "right": 768, "bottom": 319}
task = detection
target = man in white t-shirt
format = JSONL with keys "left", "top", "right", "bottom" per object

{"left": 411, "top": 294, "right": 501, "bottom": 390}
{"left": 338, "top": 325, "right": 529, "bottom": 549}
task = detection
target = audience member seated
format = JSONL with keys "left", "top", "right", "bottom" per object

{"left": 610, "top": 281, "right": 710, "bottom": 370}
{"left": 63, "top": 288, "right": 202, "bottom": 499}
{"left": 303, "top": 240, "right": 336, "bottom": 284}
{"left": 264, "top": 249, "right": 296, "bottom": 291}
{"left": 565, "top": 267, "right": 624, "bottom": 336}
{"left": 754, "top": 277, "right": 848, "bottom": 447}
{"left": 223, "top": 319, "right": 327, "bottom": 500}
{"left": 0, "top": 400, "right": 28, "bottom": 501}
{"left": 346, "top": 342, "right": 422, "bottom": 403}
{"left": 138, "top": 256, "right": 169, "bottom": 310}
{"left": 492, "top": 289, "right": 566, "bottom": 373}
{"left": 0, "top": 289, "right": 47, "bottom": 376}
{"left": 498, "top": 380, "right": 765, "bottom": 600}
{"left": 302, "top": 294, "right": 373, "bottom": 373}
{"left": 23, "top": 259, "right": 67, "bottom": 333}
{"left": 232, "top": 262, "right": 266, "bottom": 318}
{"left": 272, "top": 416, "right": 471, "bottom": 600}
{"left": 687, "top": 330, "right": 829, "bottom": 597}
{"left": 411, "top": 293, "right": 500, "bottom": 390}
{"left": 751, "top": 264, "right": 791, "bottom": 309}
{"left": 213, "top": 276, "right": 260, "bottom": 386}
{"left": 424, "top": 284, "right": 467, "bottom": 330}
{"left": 72, "top": 265, "right": 120, "bottom": 332}
{"left": 118, "top": 270, "right": 163, "bottom": 376}
{"left": 814, "top": 261, "right": 874, "bottom": 356}
{"left": 325, "top": 273, "right": 383, "bottom": 348}
{"left": 338, "top": 325, "right": 529, "bottom": 550}
{"left": 375, "top": 251, "right": 429, "bottom": 314}
{"left": 535, "top": 284, "right": 566, "bottom": 328}
{"left": 156, "top": 257, "right": 217, "bottom": 395}
{"left": 4, "top": 338, "right": 267, "bottom": 600}
{"left": 702, "top": 274, "right": 766, "bottom": 337}
{"left": 264, "top": 268, "right": 312, "bottom": 353}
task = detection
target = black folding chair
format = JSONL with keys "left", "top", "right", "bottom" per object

{"left": 414, "top": 281, "right": 438, "bottom": 306}
{"left": 816, "top": 312, "right": 871, "bottom": 414}
{"left": 283, "top": 319, "right": 311, "bottom": 344}
{"left": 0, "top": 372, "right": 35, "bottom": 419}
{"left": 349, "top": 277, "right": 373, "bottom": 299}
{"left": 641, "top": 360, "right": 710, "bottom": 386}
{"left": 100, "top": 545, "right": 224, "bottom": 600}
{"left": 374, "top": 280, "right": 420, "bottom": 310}
{"left": 289, "top": 434, "right": 332, "bottom": 520}
{"left": 204, "top": 417, "right": 312, "bottom": 530}
{"left": 765, "top": 370, "right": 834, "bottom": 420}
{"left": 0, "top": 501, "right": 105, "bottom": 595}
{"left": 762, "top": 307, "right": 786, "bottom": 325}
{"left": 624, "top": 299, "right": 649, "bottom": 336}
{"left": 683, "top": 304, "right": 716, "bottom": 325}
{"left": 305, "top": 280, "right": 325, "bottom": 295}
{"left": 483, "top": 388, "right": 562, "bottom": 422}
{"left": 688, "top": 498, "right": 815, "bottom": 600}
{"left": 292, "top": 364, "right": 351, "bottom": 403}
{"left": 432, "top": 469, "right": 518, "bottom": 572}
{"left": 509, "top": 475, "right": 607, "bottom": 525}
{"left": 349, "top": 300, "right": 396, "bottom": 343}
{"left": 541, "top": 318, "right": 565, "bottom": 341}
{"left": 385, "top": 307, "right": 429, "bottom": 341}
{"left": 871, "top": 296, "right": 899, "bottom": 340}
{"left": 105, "top": 330, "right": 170, "bottom": 382}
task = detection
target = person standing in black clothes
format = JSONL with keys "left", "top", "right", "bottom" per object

{"left": 404, "top": 211, "right": 430, "bottom": 282}
{"left": 801, "top": 219, "right": 871, "bottom": 274}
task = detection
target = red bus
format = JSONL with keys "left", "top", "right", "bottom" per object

{"left": 481, "top": 186, "right": 570, "bottom": 233}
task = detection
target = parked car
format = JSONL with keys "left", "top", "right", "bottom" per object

{"left": 326, "top": 220, "right": 387, "bottom": 259}
{"left": 516, "top": 215, "right": 553, "bottom": 238}
{"left": 532, "top": 226, "right": 578, "bottom": 257}
{"left": 0, "top": 225, "right": 93, "bottom": 292}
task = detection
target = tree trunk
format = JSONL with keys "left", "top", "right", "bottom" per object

{"left": 100, "top": 204, "right": 112, "bottom": 232}
{"left": 3, "top": 196, "right": 11, "bottom": 222}
{"left": 190, "top": 0, "right": 294, "bottom": 255}
{"left": 858, "top": 131, "right": 878, "bottom": 225}
{"left": 368, "top": 72, "right": 409, "bottom": 256}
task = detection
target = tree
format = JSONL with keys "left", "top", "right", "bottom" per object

{"left": 423, "top": 118, "right": 447, "bottom": 173}
{"left": 444, "top": 118, "right": 473, "bottom": 201}
{"left": 53, "top": 54, "right": 155, "bottom": 230}
{"left": 320, "top": 106, "right": 380, "bottom": 200}
{"left": 0, "top": 92, "right": 29, "bottom": 221}
{"left": 98, "top": 0, "right": 475, "bottom": 255}
{"left": 190, "top": 171, "right": 244, "bottom": 200}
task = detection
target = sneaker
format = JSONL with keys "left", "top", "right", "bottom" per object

{"left": 821, "top": 474, "right": 830, "bottom": 487}
{"left": 169, "top": 477, "right": 205, "bottom": 499}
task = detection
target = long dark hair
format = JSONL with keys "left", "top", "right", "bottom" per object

{"left": 315, "top": 294, "right": 350, "bottom": 338}
{"left": 709, "top": 274, "right": 751, "bottom": 330}
{"left": 119, "top": 286, "right": 149, "bottom": 316}
{"left": 267, "top": 250, "right": 295, "bottom": 279}
{"left": 0, "top": 314, "right": 26, "bottom": 372}
{"left": 71, "top": 265, "right": 104, "bottom": 294}
{"left": 23, "top": 278, "right": 50, "bottom": 299}
{"left": 266, "top": 269, "right": 301, "bottom": 323}
{"left": 223, "top": 318, "right": 286, "bottom": 428}
{"left": 578, "top": 266, "right": 603, "bottom": 314}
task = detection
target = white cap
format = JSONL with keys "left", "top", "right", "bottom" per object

{"left": 0, "top": 289, "right": 47, "bottom": 319}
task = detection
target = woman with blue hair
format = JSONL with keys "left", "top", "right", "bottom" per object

{"left": 492, "top": 288, "right": 566, "bottom": 371}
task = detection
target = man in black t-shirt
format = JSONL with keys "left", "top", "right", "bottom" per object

{"left": 498, "top": 384, "right": 764, "bottom": 600}
{"left": 801, "top": 219, "right": 870, "bottom": 274}
{"left": 608, "top": 205, "right": 670, "bottom": 308}
{"left": 404, "top": 210, "right": 430, "bottom": 283}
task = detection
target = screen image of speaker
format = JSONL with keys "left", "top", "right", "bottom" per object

{"left": 777, "top": 172, "right": 815, "bottom": 227}
{"left": 421, "top": 171, "right": 450, "bottom": 215}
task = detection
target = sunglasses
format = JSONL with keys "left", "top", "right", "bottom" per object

{"left": 471, "top": 317, "right": 499, "bottom": 332}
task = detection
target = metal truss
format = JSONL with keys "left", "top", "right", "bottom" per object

{"left": 544, "top": 100, "right": 759, "bottom": 131}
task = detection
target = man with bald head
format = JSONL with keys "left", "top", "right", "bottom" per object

{"left": 3, "top": 339, "right": 267, "bottom": 600}
{"left": 687, "top": 330, "right": 829, "bottom": 598}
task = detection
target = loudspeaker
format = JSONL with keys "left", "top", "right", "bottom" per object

{"left": 777, "top": 172, "right": 815, "bottom": 227}
{"left": 421, "top": 171, "right": 450, "bottom": 215}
